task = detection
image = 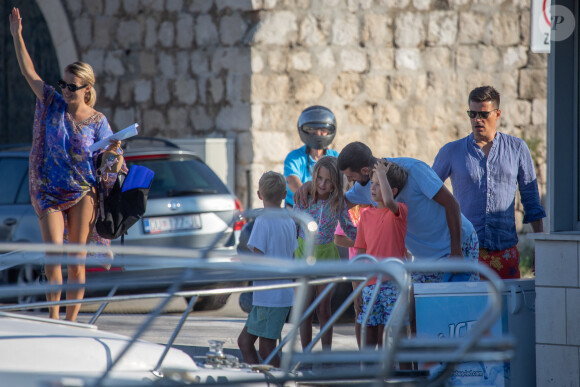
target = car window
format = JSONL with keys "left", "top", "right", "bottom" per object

{"left": 0, "top": 157, "right": 29, "bottom": 205}
{"left": 16, "top": 173, "right": 31, "bottom": 204}
{"left": 126, "top": 156, "right": 230, "bottom": 199}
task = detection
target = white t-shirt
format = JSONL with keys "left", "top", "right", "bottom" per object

{"left": 247, "top": 212, "right": 298, "bottom": 307}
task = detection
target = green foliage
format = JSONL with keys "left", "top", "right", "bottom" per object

{"left": 523, "top": 136, "right": 543, "bottom": 166}
{"left": 519, "top": 242, "right": 535, "bottom": 279}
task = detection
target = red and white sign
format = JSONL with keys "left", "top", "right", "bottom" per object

{"left": 531, "top": 0, "right": 551, "bottom": 53}
{"left": 531, "top": 1, "right": 576, "bottom": 53}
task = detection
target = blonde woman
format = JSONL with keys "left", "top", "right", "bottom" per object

{"left": 10, "top": 8, "right": 120, "bottom": 321}
{"left": 293, "top": 156, "right": 357, "bottom": 351}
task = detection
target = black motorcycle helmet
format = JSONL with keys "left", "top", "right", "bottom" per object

{"left": 297, "top": 105, "right": 337, "bottom": 150}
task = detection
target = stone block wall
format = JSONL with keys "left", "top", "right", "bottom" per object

{"left": 60, "top": 0, "right": 547, "bottom": 212}
{"left": 246, "top": 0, "right": 548, "bottom": 212}
{"left": 533, "top": 235, "right": 580, "bottom": 386}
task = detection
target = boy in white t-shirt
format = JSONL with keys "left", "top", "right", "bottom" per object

{"left": 237, "top": 171, "right": 298, "bottom": 367}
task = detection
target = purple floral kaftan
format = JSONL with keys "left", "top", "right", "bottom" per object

{"left": 30, "top": 83, "right": 113, "bottom": 217}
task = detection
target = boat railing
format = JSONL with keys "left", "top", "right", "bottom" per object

{"left": 0, "top": 209, "right": 514, "bottom": 386}
{"left": 0, "top": 249, "right": 513, "bottom": 386}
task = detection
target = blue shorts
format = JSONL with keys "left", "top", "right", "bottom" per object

{"left": 357, "top": 283, "right": 398, "bottom": 326}
{"left": 246, "top": 306, "right": 290, "bottom": 340}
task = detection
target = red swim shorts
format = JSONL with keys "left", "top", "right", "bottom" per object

{"left": 478, "top": 246, "right": 520, "bottom": 279}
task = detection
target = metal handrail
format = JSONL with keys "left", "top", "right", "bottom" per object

{"left": 0, "top": 241, "right": 511, "bottom": 386}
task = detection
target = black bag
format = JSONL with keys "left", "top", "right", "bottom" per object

{"left": 96, "top": 165, "right": 154, "bottom": 241}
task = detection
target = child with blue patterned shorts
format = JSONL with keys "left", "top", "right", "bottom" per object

{"left": 353, "top": 160, "right": 408, "bottom": 349}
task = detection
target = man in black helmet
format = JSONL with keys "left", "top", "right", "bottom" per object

{"left": 284, "top": 106, "right": 339, "bottom": 208}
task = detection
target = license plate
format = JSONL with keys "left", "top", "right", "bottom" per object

{"left": 143, "top": 214, "right": 202, "bottom": 234}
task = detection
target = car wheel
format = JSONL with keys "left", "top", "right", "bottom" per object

{"left": 14, "top": 264, "right": 44, "bottom": 306}
{"left": 192, "top": 295, "right": 229, "bottom": 311}
{"left": 238, "top": 292, "right": 252, "bottom": 313}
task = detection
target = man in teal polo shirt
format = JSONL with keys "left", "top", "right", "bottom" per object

{"left": 284, "top": 106, "right": 339, "bottom": 208}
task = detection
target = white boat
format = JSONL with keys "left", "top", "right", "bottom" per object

{"left": 0, "top": 311, "right": 195, "bottom": 386}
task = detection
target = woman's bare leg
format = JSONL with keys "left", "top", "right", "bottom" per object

{"left": 64, "top": 190, "right": 96, "bottom": 322}
{"left": 39, "top": 211, "right": 66, "bottom": 319}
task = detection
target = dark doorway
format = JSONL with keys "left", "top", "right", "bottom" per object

{"left": 0, "top": 1, "right": 60, "bottom": 146}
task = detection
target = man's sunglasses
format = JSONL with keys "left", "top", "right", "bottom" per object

{"left": 58, "top": 80, "right": 87, "bottom": 92}
{"left": 466, "top": 109, "right": 498, "bottom": 119}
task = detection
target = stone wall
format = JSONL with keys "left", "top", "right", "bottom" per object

{"left": 246, "top": 0, "right": 547, "bottom": 217}
{"left": 61, "top": 0, "right": 547, "bottom": 216}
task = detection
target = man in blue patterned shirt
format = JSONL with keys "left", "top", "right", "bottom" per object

{"left": 432, "top": 86, "right": 546, "bottom": 279}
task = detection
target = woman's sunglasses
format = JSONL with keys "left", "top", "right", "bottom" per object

{"left": 466, "top": 109, "right": 498, "bottom": 119}
{"left": 58, "top": 80, "right": 87, "bottom": 92}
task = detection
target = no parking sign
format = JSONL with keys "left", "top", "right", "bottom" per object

{"left": 531, "top": 0, "right": 575, "bottom": 53}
